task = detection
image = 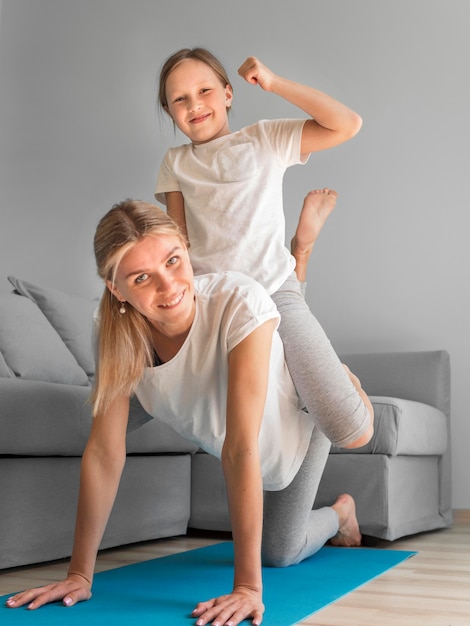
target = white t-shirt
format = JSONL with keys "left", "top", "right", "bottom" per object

{"left": 135, "top": 271, "right": 314, "bottom": 491}
{"left": 155, "top": 119, "right": 308, "bottom": 295}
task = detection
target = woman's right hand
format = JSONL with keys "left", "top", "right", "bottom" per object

{"left": 5, "top": 574, "right": 92, "bottom": 610}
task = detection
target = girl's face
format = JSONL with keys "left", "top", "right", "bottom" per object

{"left": 164, "top": 59, "right": 233, "bottom": 145}
{"left": 108, "top": 234, "right": 195, "bottom": 337}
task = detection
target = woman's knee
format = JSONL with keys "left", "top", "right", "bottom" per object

{"left": 261, "top": 540, "right": 302, "bottom": 568}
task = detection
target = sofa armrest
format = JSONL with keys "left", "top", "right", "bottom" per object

{"left": 341, "top": 350, "right": 452, "bottom": 527}
{"left": 340, "top": 350, "right": 450, "bottom": 418}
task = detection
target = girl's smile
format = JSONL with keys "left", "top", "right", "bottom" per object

{"left": 189, "top": 112, "right": 211, "bottom": 125}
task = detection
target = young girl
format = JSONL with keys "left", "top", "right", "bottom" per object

{"left": 156, "top": 48, "right": 363, "bottom": 444}
{"left": 6, "top": 201, "right": 373, "bottom": 626}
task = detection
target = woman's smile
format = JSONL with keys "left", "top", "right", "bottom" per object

{"left": 159, "top": 289, "right": 185, "bottom": 308}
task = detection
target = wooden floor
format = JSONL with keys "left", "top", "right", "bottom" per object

{"left": 2, "top": 511, "right": 469, "bottom": 625}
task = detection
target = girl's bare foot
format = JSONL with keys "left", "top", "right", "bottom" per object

{"left": 330, "top": 493, "right": 362, "bottom": 547}
{"left": 291, "top": 188, "right": 338, "bottom": 282}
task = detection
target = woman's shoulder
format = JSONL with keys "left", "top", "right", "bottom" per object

{"left": 194, "top": 270, "right": 276, "bottom": 313}
{"left": 195, "top": 271, "right": 269, "bottom": 299}
{"left": 193, "top": 272, "right": 279, "bottom": 349}
{"left": 194, "top": 271, "right": 278, "bottom": 323}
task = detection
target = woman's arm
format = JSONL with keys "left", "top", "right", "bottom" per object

{"left": 6, "top": 395, "right": 130, "bottom": 610}
{"left": 166, "top": 191, "right": 188, "bottom": 241}
{"left": 191, "top": 319, "right": 277, "bottom": 626}
{"left": 238, "top": 56, "right": 362, "bottom": 154}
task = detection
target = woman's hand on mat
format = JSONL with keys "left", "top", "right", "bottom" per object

{"left": 191, "top": 586, "right": 264, "bottom": 626}
{"left": 5, "top": 574, "right": 92, "bottom": 610}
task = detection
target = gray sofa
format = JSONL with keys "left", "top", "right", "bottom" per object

{"left": 0, "top": 276, "right": 452, "bottom": 570}
{"left": 190, "top": 350, "right": 452, "bottom": 542}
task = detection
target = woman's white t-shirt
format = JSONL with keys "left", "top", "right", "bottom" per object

{"left": 135, "top": 271, "right": 314, "bottom": 491}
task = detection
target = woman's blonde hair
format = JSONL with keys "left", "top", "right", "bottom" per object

{"left": 158, "top": 47, "right": 232, "bottom": 111}
{"left": 91, "top": 199, "right": 187, "bottom": 417}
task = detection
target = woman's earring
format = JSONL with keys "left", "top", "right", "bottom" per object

{"left": 119, "top": 302, "right": 126, "bottom": 314}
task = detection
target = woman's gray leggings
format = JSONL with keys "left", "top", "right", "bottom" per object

{"left": 262, "top": 426, "right": 338, "bottom": 567}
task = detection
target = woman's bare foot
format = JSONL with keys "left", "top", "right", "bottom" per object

{"left": 291, "top": 188, "right": 338, "bottom": 282}
{"left": 330, "top": 493, "right": 362, "bottom": 547}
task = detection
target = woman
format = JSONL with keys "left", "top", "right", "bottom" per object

{"left": 6, "top": 200, "right": 373, "bottom": 626}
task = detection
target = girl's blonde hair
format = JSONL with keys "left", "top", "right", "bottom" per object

{"left": 158, "top": 47, "right": 232, "bottom": 111}
{"left": 91, "top": 199, "right": 187, "bottom": 417}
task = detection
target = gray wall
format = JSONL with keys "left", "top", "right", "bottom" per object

{"left": 0, "top": 1, "right": 469, "bottom": 507}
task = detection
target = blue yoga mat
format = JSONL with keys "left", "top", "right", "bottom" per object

{"left": 2, "top": 542, "right": 415, "bottom": 625}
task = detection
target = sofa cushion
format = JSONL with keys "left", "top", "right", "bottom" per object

{"left": 0, "top": 378, "right": 199, "bottom": 456}
{"left": 0, "top": 293, "right": 89, "bottom": 386}
{"left": 8, "top": 275, "right": 97, "bottom": 377}
{"left": 0, "top": 350, "right": 14, "bottom": 377}
{"left": 330, "top": 396, "right": 447, "bottom": 456}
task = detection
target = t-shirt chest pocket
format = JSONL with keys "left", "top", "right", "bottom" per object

{"left": 216, "top": 143, "right": 258, "bottom": 182}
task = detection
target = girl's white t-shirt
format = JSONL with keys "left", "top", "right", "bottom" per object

{"left": 155, "top": 119, "right": 308, "bottom": 295}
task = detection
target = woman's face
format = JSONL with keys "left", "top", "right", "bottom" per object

{"left": 164, "top": 58, "right": 233, "bottom": 145}
{"left": 109, "top": 234, "right": 195, "bottom": 336}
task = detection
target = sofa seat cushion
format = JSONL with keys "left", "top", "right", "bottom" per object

{"left": 330, "top": 396, "right": 447, "bottom": 456}
{"left": 0, "top": 378, "right": 199, "bottom": 456}
{"left": 0, "top": 293, "right": 89, "bottom": 386}
{"left": 0, "top": 350, "right": 14, "bottom": 377}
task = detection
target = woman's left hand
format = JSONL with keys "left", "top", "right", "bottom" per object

{"left": 191, "top": 586, "right": 264, "bottom": 626}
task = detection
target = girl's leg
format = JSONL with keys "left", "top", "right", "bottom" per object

{"left": 291, "top": 188, "right": 337, "bottom": 283}
{"left": 271, "top": 274, "right": 369, "bottom": 448}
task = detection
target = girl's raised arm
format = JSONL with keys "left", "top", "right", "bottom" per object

{"left": 238, "top": 56, "right": 362, "bottom": 155}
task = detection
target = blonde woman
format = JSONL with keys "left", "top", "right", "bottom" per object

{"left": 7, "top": 200, "right": 373, "bottom": 626}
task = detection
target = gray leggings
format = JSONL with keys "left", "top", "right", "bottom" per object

{"left": 262, "top": 426, "right": 338, "bottom": 567}
{"left": 263, "top": 273, "right": 369, "bottom": 567}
